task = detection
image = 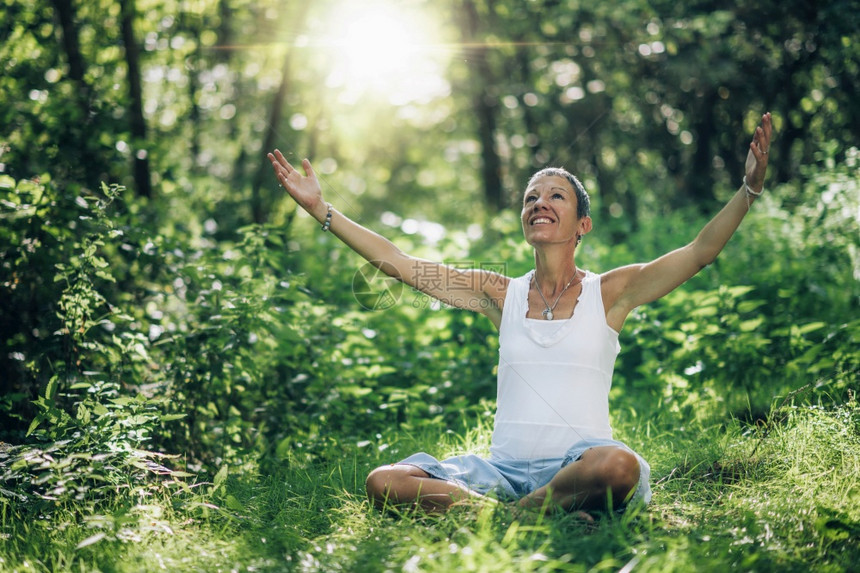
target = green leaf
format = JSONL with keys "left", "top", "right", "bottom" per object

{"left": 77, "top": 404, "right": 91, "bottom": 425}
{"left": 725, "top": 285, "right": 756, "bottom": 298}
{"left": 739, "top": 318, "right": 764, "bottom": 332}
{"left": 0, "top": 175, "right": 16, "bottom": 190}
{"left": 736, "top": 299, "right": 766, "bottom": 313}
{"left": 224, "top": 494, "right": 244, "bottom": 511}
{"left": 690, "top": 305, "right": 718, "bottom": 318}
{"left": 339, "top": 385, "right": 372, "bottom": 397}
{"left": 663, "top": 330, "right": 687, "bottom": 344}
{"left": 796, "top": 322, "right": 827, "bottom": 335}
{"left": 213, "top": 465, "right": 229, "bottom": 488}
{"left": 45, "top": 376, "right": 59, "bottom": 401}
{"left": 26, "top": 416, "right": 42, "bottom": 437}
{"left": 275, "top": 437, "right": 292, "bottom": 460}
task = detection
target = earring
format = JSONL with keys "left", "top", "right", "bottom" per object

{"left": 576, "top": 234, "right": 582, "bottom": 244}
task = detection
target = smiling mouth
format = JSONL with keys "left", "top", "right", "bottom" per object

{"left": 530, "top": 217, "right": 553, "bottom": 225}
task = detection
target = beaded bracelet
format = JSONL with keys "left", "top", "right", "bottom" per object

{"left": 321, "top": 202, "right": 333, "bottom": 232}
{"left": 743, "top": 176, "right": 763, "bottom": 197}
{"left": 743, "top": 176, "right": 763, "bottom": 210}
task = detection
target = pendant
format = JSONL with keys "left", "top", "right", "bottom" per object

{"left": 542, "top": 309, "right": 553, "bottom": 320}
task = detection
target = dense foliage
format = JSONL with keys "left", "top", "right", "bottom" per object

{"left": 1, "top": 0, "right": 858, "bottom": 570}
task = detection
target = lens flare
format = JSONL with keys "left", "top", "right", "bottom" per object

{"left": 324, "top": 2, "right": 450, "bottom": 105}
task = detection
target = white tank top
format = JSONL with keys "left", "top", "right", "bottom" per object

{"left": 490, "top": 270, "right": 620, "bottom": 460}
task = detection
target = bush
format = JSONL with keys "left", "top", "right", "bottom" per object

{"left": 1, "top": 145, "right": 857, "bottom": 497}
{"left": 0, "top": 178, "right": 186, "bottom": 522}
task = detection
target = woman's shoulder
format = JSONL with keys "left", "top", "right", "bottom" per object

{"left": 597, "top": 264, "right": 646, "bottom": 331}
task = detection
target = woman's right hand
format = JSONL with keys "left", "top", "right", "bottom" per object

{"left": 267, "top": 149, "right": 327, "bottom": 222}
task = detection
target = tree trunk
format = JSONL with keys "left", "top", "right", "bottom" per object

{"left": 217, "top": 0, "right": 251, "bottom": 194}
{"left": 51, "top": 0, "right": 106, "bottom": 190}
{"left": 250, "top": 48, "right": 294, "bottom": 225}
{"left": 515, "top": 48, "right": 543, "bottom": 171}
{"left": 250, "top": 3, "right": 311, "bottom": 224}
{"left": 51, "top": 0, "right": 85, "bottom": 82}
{"left": 182, "top": 11, "right": 202, "bottom": 173}
{"left": 217, "top": 0, "right": 233, "bottom": 63}
{"left": 460, "top": 0, "right": 503, "bottom": 212}
{"left": 120, "top": 0, "right": 153, "bottom": 198}
{"left": 687, "top": 91, "right": 717, "bottom": 209}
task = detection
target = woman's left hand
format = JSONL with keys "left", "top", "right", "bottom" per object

{"left": 744, "top": 112, "right": 773, "bottom": 193}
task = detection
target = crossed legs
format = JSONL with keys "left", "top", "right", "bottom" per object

{"left": 517, "top": 446, "right": 641, "bottom": 512}
{"left": 365, "top": 464, "right": 485, "bottom": 512}
{"left": 365, "top": 446, "right": 641, "bottom": 514}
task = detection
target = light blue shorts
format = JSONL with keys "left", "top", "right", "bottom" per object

{"left": 397, "top": 438, "right": 651, "bottom": 508}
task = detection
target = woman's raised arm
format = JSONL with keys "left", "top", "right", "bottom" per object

{"left": 602, "top": 112, "right": 773, "bottom": 331}
{"left": 268, "top": 150, "right": 507, "bottom": 326}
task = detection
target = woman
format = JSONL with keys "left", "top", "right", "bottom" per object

{"left": 268, "top": 112, "right": 773, "bottom": 515}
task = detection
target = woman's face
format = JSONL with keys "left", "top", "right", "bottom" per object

{"left": 521, "top": 175, "right": 590, "bottom": 246}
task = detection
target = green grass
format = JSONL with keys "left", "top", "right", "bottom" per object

{"left": 2, "top": 400, "right": 859, "bottom": 572}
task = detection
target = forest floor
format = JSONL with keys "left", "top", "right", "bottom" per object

{"left": 2, "top": 398, "right": 859, "bottom": 572}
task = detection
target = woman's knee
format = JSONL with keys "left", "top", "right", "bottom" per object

{"left": 573, "top": 446, "right": 640, "bottom": 502}
{"left": 365, "top": 465, "right": 395, "bottom": 500}
{"left": 365, "top": 464, "right": 427, "bottom": 502}
{"left": 599, "top": 448, "right": 641, "bottom": 501}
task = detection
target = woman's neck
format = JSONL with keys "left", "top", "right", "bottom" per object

{"left": 533, "top": 245, "right": 579, "bottom": 297}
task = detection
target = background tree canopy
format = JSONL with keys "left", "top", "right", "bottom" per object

{"left": 2, "top": 0, "right": 859, "bottom": 448}
{"left": 3, "top": 0, "right": 858, "bottom": 221}
{"left": 1, "top": 0, "right": 857, "bottom": 435}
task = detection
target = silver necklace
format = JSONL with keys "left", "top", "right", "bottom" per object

{"left": 532, "top": 268, "right": 579, "bottom": 320}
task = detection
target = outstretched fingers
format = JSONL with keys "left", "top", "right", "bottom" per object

{"left": 745, "top": 113, "right": 772, "bottom": 189}
{"left": 268, "top": 150, "right": 317, "bottom": 186}
{"left": 268, "top": 150, "right": 311, "bottom": 195}
{"left": 300, "top": 157, "right": 316, "bottom": 179}
{"left": 268, "top": 149, "right": 293, "bottom": 183}
{"left": 272, "top": 149, "right": 294, "bottom": 171}
{"left": 266, "top": 150, "right": 325, "bottom": 217}
{"left": 762, "top": 112, "right": 773, "bottom": 140}
{"left": 750, "top": 114, "right": 772, "bottom": 159}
